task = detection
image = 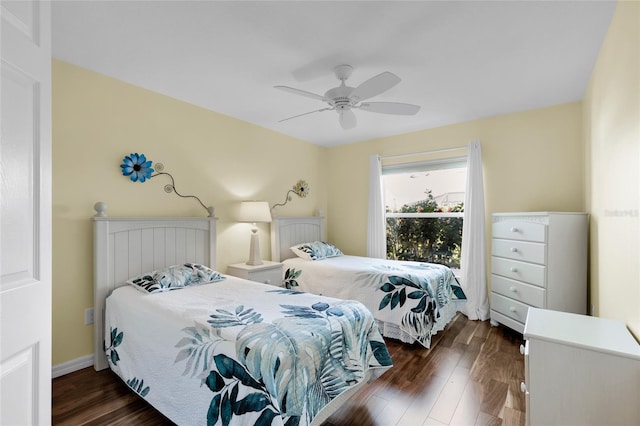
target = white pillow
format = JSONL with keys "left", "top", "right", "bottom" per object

{"left": 127, "top": 263, "right": 224, "bottom": 293}
{"left": 290, "top": 241, "right": 343, "bottom": 261}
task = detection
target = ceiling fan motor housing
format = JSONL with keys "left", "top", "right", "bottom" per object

{"left": 325, "top": 85, "right": 355, "bottom": 110}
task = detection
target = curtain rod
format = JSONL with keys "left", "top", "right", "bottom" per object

{"left": 381, "top": 145, "right": 467, "bottom": 160}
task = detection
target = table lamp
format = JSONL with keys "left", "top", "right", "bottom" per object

{"left": 237, "top": 201, "right": 272, "bottom": 265}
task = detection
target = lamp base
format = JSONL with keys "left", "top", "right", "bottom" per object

{"left": 245, "top": 231, "right": 263, "bottom": 266}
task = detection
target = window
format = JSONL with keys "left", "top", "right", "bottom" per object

{"left": 383, "top": 157, "right": 466, "bottom": 269}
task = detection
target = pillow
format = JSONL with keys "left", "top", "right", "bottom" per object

{"left": 127, "top": 263, "right": 224, "bottom": 294}
{"left": 290, "top": 241, "right": 343, "bottom": 261}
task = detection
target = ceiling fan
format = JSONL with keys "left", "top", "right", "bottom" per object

{"left": 275, "top": 64, "right": 421, "bottom": 130}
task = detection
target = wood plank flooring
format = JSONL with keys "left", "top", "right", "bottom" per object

{"left": 52, "top": 315, "right": 526, "bottom": 426}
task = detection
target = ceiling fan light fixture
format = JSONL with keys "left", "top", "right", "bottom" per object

{"left": 339, "top": 109, "right": 357, "bottom": 130}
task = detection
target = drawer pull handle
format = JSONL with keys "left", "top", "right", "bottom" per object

{"left": 519, "top": 344, "right": 525, "bottom": 355}
{"left": 520, "top": 382, "right": 527, "bottom": 393}
{"left": 511, "top": 247, "right": 518, "bottom": 252}
{"left": 510, "top": 267, "right": 518, "bottom": 273}
{"left": 509, "top": 286, "right": 517, "bottom": 292}
{"left": 509, "top": 306, "right": 517, "bottom": 313}
{"left": 511, "top": 227, "right": 519, "bottom": 232}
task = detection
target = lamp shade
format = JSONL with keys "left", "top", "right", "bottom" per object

{"left": 238, "top": 201, "right": 272, "bottom": 223}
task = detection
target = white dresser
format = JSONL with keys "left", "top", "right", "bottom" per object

{"left": 490, "top": 212, "right": 587, "bottom": 333}
{"left": 522, "top": 308, "right": 640, "bottom": 425}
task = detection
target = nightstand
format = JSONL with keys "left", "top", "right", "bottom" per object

{"left": 522, "top": 308, "right": 640, "bottom": 425}
{"left": 226, "top": 261, "right": 283, "bottom": 286}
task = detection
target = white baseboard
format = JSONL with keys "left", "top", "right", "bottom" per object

{"left": 52, "top": 354, "right": 93, "bottom": 378}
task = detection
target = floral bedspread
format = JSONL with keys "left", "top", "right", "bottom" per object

{"left": 105, "top": 279, "right": 392, "bottom": 426}
{"left": 282, "top": 255, "right": 466, "bottom": 348}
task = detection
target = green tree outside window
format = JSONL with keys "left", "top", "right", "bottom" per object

{"left": 386, "top": 190, "right": 463, "bottom": 268}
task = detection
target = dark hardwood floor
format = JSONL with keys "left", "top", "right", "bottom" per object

{"left": 52, "top": 315, "right": 526, "bottom": 426}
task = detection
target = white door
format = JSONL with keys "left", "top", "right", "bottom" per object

{"left": 1, "top": 0, "right": 52, "bottom": 424}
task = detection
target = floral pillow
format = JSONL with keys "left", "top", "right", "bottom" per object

{"left": 290, "top": 241, "right": 343, "bottom": 261}
{"left": 127, "top": 263, "right": 224, "bottom": 293}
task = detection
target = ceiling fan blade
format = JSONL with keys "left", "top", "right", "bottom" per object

{"left": 278, "top": 107, "right": 332, "bottom": 123}
{"left": 350, "top": 72, "right": 401, "bottom": 101}
{"left": 339, "top": 109, "right": 357, "bottom": 129}
{"left": 359, "top": 102, "right": 421, "bottom": 115}
{"left": 274, "top": 85, "right": 326, "bottom": 101}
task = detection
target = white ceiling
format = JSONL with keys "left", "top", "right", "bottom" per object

{"left": 51, "top": 1, "right": 616, "bottom": 147}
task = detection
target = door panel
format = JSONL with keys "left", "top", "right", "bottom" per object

{"left": 1, "top": 63, "right": 36, "bottom": 290}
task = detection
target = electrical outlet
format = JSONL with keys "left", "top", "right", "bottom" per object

{"left": 84, "top": 307, "right": 94, "bottom": 325}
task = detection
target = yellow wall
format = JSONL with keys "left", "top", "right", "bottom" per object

{"left": 325, "top": 103, "right": 585, "bottom": 259}
{"left": 52, "top": 60, "right": 326, "bottom": 365}
{"left": 584, "top": 1, "right": 640, "bottom": 336}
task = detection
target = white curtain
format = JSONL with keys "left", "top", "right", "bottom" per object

{"left": 460, "top": 141, "right": 490, "bottom": 320}
{"left": 367, "top": 154, "right": 386, "bottom": 258}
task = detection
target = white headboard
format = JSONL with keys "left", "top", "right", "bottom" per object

{"left": 270, "top": 216, "right": 325, "bottom": 262}
{"left": 92, "top": 203, "right": 217, "bottom": 370}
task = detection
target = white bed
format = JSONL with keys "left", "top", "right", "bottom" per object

{"left": 92, "top": 204, "right": 392, "bottom": 426}
{"left": 271, "top": 215, "right": 466, "bottom": 348}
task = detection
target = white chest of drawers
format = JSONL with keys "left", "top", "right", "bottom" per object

{"left": 522, "top": 308, "right": 640, "bottom": 425}
{"left": 490, "top": 212, "right": 588, "bottom": 333}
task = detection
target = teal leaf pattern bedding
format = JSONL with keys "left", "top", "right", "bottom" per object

{"left": 104, "top": 278, "right": 392, "bottom": 426}
{"left": 283, "top": 268, "right": 302, "bottom": 289}
{"left": 104, "top": 327, "right": 123, "bottom": 366}
{"left": 282, "top": 255, "right": 466, "bottom": 348}
{"left": 126, "top": 377, "right": 150, "bottom": 397}
{"left": 290, "top": 241, "right": 343, "bottom": 261}
{"left": 127, "top": 263, "right": 225, "bottom": 293}
{"left": 205, "top": 354, "right": 278, "bottom": 425}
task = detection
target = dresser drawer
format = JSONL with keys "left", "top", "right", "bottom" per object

{"left": 491, "top": 292, "right": 530, "bottom": 325}
{"left": 491, "top": 257, "right": 546, "bottom": 287}
{"left": 491, "top": 275, "right": 545, "bottom": 307}
{"left": 490, "top": 310, "right": 525, "bottom": 334}
{"left": 250, "top": 268, "right": 283, "bottom": 286}
{"left": 492, "top": 220, "right": 547, "bottom": 243}
{"left": 492, "top": 238, "right": 546, "bottom": 264}
{"left": 227, "top": 262, "right": 283, "bottom": 286}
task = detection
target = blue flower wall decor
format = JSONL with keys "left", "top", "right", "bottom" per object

{"left": 119, "top": 153, "right": 214, "bottom": 217}
{"left": 120, "top": 153, "right": 154, "bottom": 183}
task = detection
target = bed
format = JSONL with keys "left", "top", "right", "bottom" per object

{"left": 92, "top": 204, "right": 392, "bottom": 426}
{"left": 271, "top": 215, "right": 466, "bottom": 348}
